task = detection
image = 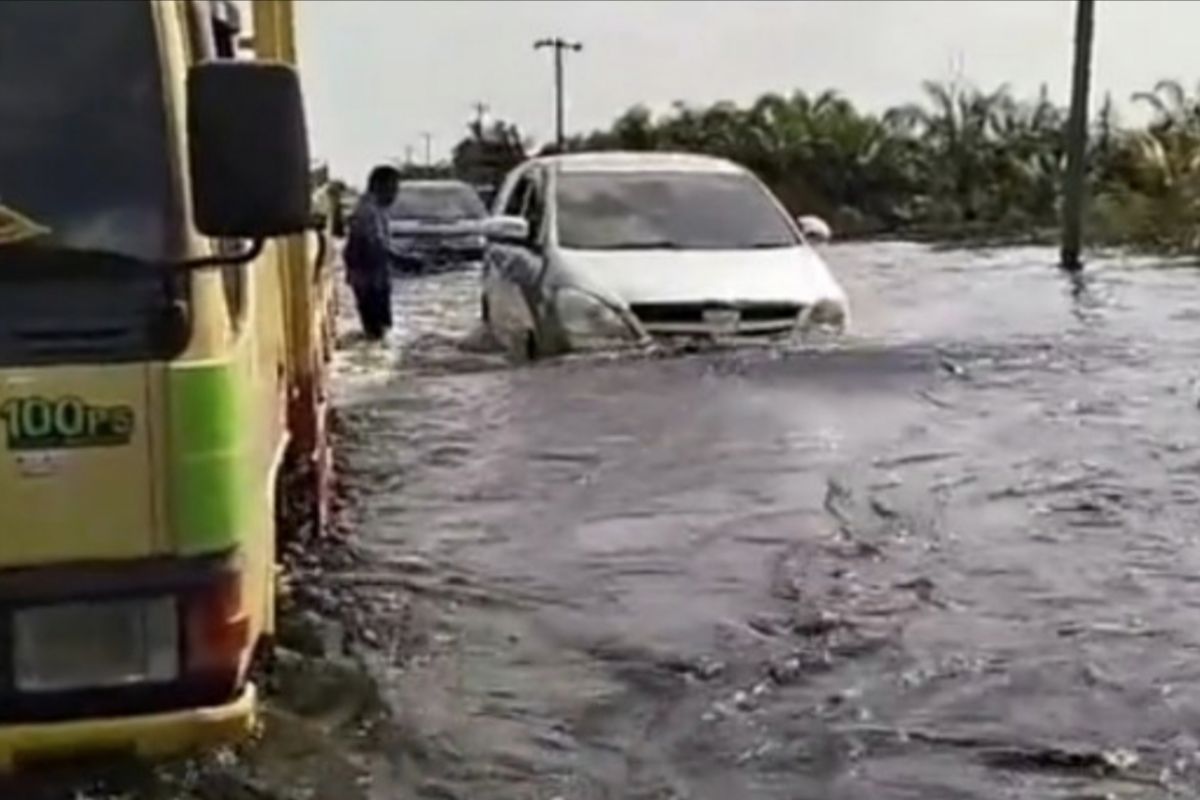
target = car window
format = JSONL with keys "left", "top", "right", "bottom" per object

{"left": 522, "top": 175, "right": 546, "bottom": 239}
{"left": 390, "top": 184, "right": 486, "bottom": 221}
{"left": 503, "top": 175, "right": 533, "bottom": 217}
{"left": 556, "top": 171, "right": 799, "bottom": 251}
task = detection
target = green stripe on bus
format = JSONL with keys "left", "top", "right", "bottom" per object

{"left": 168, "top": 362, "right": 250, "bottom": 554}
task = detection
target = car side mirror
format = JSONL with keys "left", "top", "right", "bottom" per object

{"left": 483, "top": 215, "right": 531, "bottom": 245}
{"left": 187, "top": 61, "right": 312, "bottom": 239}
{"left": 797, "top": 215, "right": 832, "bottom": 243}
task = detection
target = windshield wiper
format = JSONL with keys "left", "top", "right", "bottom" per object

{"left": 597, "top": 240, "right": 683, "bottom": 250}
{"left": 747, "top": 241, "right": 794, "bottom": 249}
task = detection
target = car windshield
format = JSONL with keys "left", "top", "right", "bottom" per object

{"left": 0, "top": 0, "right": 174, "bottom": 262}
{"left": 390, "top": 184, "right": 487, "bottom": 221}
{"left": 555, "top": 170, "right": 799, "bottom": 250}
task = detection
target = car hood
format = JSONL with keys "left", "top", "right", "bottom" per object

{"left": 555, "top": 246, "right": 847, "bottom": 307}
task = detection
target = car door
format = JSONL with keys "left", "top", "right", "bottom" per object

{"left": 483, "top": 167, "right": 549, "bottom": 355}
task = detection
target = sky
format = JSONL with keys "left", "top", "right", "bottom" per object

{"left": 290, "top": 0, "right": 1200, "bottom": 182}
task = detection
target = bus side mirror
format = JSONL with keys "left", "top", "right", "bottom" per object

{"left": 187, "top": 61, "right": 312, "bottom": 239}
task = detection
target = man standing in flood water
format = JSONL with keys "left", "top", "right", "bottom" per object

{"left": 345, "top": 165, "right": 401, "bottom": 340}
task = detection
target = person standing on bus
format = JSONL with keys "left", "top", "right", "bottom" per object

{"left": 344, "top": 165, "right": 401, "bottom": 340}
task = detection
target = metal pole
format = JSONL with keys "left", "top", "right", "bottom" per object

{"left": 554, "top": 44, "right": 565, "bottom": 149}
{"left": 421, "top": 132, "right": 433, "bottom": 167}
{"left": 1061, "top": 0, "right": 1095, "bottom": 273}
{"left": 536, "top": 38, "right": 582, "bottom": 151}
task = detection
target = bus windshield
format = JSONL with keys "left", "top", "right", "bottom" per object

{"left": 0, "top": 0, "right": 174, "bottom": 262}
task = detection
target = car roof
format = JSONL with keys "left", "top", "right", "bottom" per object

{"left": 529, "top": 151, "right": 748, "bottom": 175}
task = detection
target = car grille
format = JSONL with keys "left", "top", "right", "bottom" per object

{"left": 629, "top": 302, "right": 802, "bottom": 334}
{"left": 395, "top": 234, "right": 483, "bottom": 251}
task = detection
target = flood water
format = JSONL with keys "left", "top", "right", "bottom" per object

{"left": 335, "top": 242, "right": 1200, "bottom": 798}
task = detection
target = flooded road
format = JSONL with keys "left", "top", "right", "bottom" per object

{"left": 334, "top": 242, "right": 1200, "bottom": 799}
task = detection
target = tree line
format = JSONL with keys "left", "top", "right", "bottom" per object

{"left": 449, "top": 78, "right": 1200, "bottom": 251}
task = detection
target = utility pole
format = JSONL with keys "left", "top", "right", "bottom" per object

{"left": 472, "top": 101, "right": 489, "bottom": 134}
{"left": 421, "top": 132, "right": 433, "bottom": 167}
{"left": 1061, "top": 0, "right": 1095, "bottom": 273}
{"left": 534, "top": 37, "right": 583, "bottom": 150}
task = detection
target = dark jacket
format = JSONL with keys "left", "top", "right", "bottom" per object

{"left": 344, "top": 194, "right": 394, "bottom": 290}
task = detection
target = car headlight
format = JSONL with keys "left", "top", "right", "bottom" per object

{"left": 554, "top": 288, "right": 635, "bottom": 342}
{"left": 805, "top": 298, "right": 848, "bottom": 330}
{"left": 452, "top": 235, "right": 486, "bottom": 251}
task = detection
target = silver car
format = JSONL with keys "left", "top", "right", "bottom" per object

{"left": 480, "top": 152, "right": 849, "bottom": 358}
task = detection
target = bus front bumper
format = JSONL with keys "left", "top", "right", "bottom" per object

{"left": 0, "top": 683, "right": 256, "bottom": 773}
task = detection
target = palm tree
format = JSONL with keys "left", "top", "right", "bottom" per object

{"left": 988, "top": 86, "right": 1066, "bottom": 224}
{"left": 895, "top": 80, "right": 1012, "bottom": 222}
{"left": 1133, "top": 79, "right": 1200, "bottom": 134}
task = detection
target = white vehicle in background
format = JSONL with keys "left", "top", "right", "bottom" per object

{"left": 480, "top": 151, "right": 848, "bottom": 358}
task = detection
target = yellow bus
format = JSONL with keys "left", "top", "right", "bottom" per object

{"left": 0, "top": 0, "right": 333, "bottom": 770}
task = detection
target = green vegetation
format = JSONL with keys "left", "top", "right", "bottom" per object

{"left": 563, "top": 79, "right": 1200, "bottom": 251}
{"left": 452, "top": 118, "right": 528, "bottom": 190}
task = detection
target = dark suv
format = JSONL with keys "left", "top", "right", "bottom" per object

{"left": 388, "top": 180, "right": 488, "bottom": 273}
